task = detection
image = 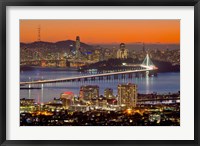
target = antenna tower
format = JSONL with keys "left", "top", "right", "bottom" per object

{"left": 37, "top": 25, "right": 41, "bottom": 41}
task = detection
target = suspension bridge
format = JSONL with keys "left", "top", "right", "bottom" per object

{"left": 20, "top": 54, "right": 158, "bottom": 85}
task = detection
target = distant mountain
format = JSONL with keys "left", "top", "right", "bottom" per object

{"left": 20, "top": 40, "right": 94, "bottom": 52}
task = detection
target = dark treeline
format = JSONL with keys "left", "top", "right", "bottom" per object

{"left": 80, "top": 58, "right": 180, "bottom": 73}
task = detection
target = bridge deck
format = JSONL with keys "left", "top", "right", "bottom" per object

{"left": 20, "top": 68, "right": 157, "bottom": 85}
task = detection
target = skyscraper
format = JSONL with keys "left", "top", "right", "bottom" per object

{"left": 117, "top": 43, "right": 128, "bottom": 59}
{"left": 79, "top": 85, "right": 99, "bottom": 101}
{"left": 60, "top": 91, "right": 74, "bottom": 109}
{"left": 75, "top": 36, "right": 80, "bottom": 58}
{"left": 118, "top": 83, "right": 137, "bottom": 108}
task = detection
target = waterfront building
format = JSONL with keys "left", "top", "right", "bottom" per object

{"left": 70, "top": 61, "right": 86, "bottom": 67}
{"left": 117, "top": 43, "right": 128, "bottom": 59}
{"left": 60, "top": 91, "right": 74, "bottom": 109}
{"left": 117, "top": 83, "right": 137, "bottom": 108}
{"left": 41, "top": 60, "right": 47, "bottom": 67}
{"left": 79, "top": 85, "right": 99, "bottom": 101}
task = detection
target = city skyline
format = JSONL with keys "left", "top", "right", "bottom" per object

{"left": 20, "top": 20, "right": 180, "bottom": 44}
{"left": 20, "top": 19, "right": 180, "bottom": 126}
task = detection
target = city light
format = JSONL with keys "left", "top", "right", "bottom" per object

{"left": 20, "top": 21, "right": 180, "bottom": 126}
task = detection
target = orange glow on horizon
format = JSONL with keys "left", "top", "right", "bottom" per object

{"left": 20, "top": 20, "right": 180, "bottom": 44}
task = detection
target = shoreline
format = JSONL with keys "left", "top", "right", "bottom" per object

{"left": 20, "top": 65, "right": 180, "bottom": 73}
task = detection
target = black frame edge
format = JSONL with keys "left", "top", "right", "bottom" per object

{"left": 1, "top": 0, "right": 198, "bottom": 6}
{"left": 195, "top": 0, "right": 200, "bottom": 146}
{"left": 0, "top": 0, "right": 6, "bottom": 146}
{"left": 0, "top": 0, "right": 199, "bottom": 146}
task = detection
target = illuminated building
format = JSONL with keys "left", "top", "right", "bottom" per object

{"left": 117, "top": 43, "right": 128, "bottom": 59}
{"left": 91, "top": 96, "right": 107, "bottom": 109}
{"left": 118, "top": 83, "right": 137, "bottom": 108}
{"left": 79, "top": 85, "right": 99, "bottom": 101}
{"left": 104, "top": 88, "right": 114, "bottom": 99}
{"left": 70, "top": 61, "right": 86, "bottom": 67}
{"left": 45, "top": 98, "right": 64, "bottom": 112}
{"left": 112, "top": 47, "right": 117, "bottom": 58}
{"left": 75, "top": 36, "right": 81, "bottom": 58}
{"left": 60, "top": 91, "right": 74, "bottom": 109}
{"left": 20, "top": 98, "right": 35, "bottom": 106}
{"left": 57, "top": 60, "right": 66, "bottom": 67}
{"left": 20, "top": 98, "right": 38, "bottom": 113}
{"left": 98, "top": 96, "right": 108, "bottom": 108}
{"left": 41, "top": 60, "right": 47, "bottom": 67}
{"left": 86, "top": 52, "right": 93, "bottom": 60}
{"left": 93, "top": 49, "right": 101, "bottom": 61}
{"left": 104, "top": 48, "right": 113, "bottom": 60}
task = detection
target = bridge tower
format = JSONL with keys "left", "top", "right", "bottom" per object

{"left": 142, "top": 53, "right": 154, "bottom": 67}
{"left": 141, "top": 53, "right": 155, "bottom": 77}
{"left": 37, "top": 25, "right": 41, "bottom": 42}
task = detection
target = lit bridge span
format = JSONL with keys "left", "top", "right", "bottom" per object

{"left": 20, "top": 54, "right": 158, "bottom": 85}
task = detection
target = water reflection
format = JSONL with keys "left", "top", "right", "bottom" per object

{"left": 20, "top": 70, "right": 180, "bottom": 103}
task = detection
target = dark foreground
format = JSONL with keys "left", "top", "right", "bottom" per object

{"left": 20, "top": 107, "right": 180, "bottom": 126}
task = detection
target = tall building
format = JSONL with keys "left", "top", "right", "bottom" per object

{"left": 117, "top": 43, "right": 128, "bottom": 59}
{"left": 75, "top": 36, "right": 81, "bottom": 58}
{"left": 104, "top": 88, "right": 114, "bottom": 99}
{"left": 118, "top": 83, "right": 137, "bottom": 108}
{"left": 79, "top": 85, "right": 99, "bottom": 101}
{"left": 60, "top": 91, "right": 74, "bottom": 109}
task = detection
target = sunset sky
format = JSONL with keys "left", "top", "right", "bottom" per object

{"left": 20, "top": 20, "right": 180, "bottom": 44}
